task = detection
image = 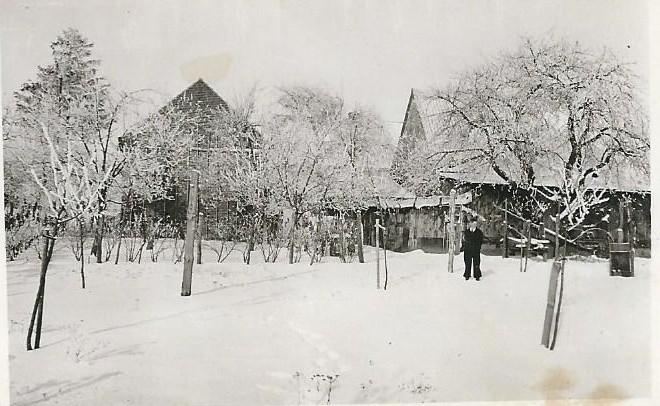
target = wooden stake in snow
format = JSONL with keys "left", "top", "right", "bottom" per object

{"left": 181, "top": 171, "right": 199, "bottom": 297}
{"left": 339, "top": 212, "right": 347, "bottom": 262}
{"left": 541, "top": 259, "right": 563, "bottom": 348}
{"left": 196, "top": 212, "right": 203, "bottom": 265}
{"left": 541, "top": 215, "right": 548, "bottom": 262}
{"left": 502, "top": 198, "right": 509, "bottom": 258}
{"left": 549, "top": 259, "right": 566, "bottom": 350}
{"left": 356, "top": 210, "right": 365, "bottom": 263}
{"left": 375, "top": 218, "right": 381, "bottom": 289}
{"left": 519, "top": 239, "right": 524, "bottom": 272}
{"left": 554, "top": 201, "right": 561, "bottom": 260}
{"left": 447, "top": 189, "right": 456, "bottom": 273}
{"left": 524, "top": 220, "right": 531, "bottom": 272}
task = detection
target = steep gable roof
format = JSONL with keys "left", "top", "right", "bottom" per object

{"left": 163, "top": 78, "right": 230, "bottom": 114}
{"left": 410, "top": 88, "right": 446, "bottom": 139}
{"left": 120, "top": 79, "right": 238, "bottom": 151}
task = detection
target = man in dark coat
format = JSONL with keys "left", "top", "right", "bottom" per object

{"left": 462, "top": 217, "right": 484, "bottom": 281}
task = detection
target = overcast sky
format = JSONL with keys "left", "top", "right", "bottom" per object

{"left": 0, "top": 0, "right": 650, "bottom": 140}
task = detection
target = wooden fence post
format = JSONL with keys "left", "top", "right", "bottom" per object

{"left": 502, "top": 198, "right": 509, "bottom": 258}
{"left": 554, "top": 202, "right": 561, "bottom": 260}
{"left": 456, "top": 208, "right": 464, "bottom": 255}
{"left": 524, "top": 219, "right": 531, "bottom": 272}
{"left": 542, "top": 259, "right": 564, "bottom": 349}
{"left": 448, "top": 189, "right": 456, "bottom": 273}
{"left": 196, "top": 212, "right": 203, "bottom": 265}
{"left": 375, "top": 218, "right": 381, "bottom": 289}
{"left": 541, "top": 213, "right": 548, "bottom": 262}
{"left": 356, "top": 210, "right": 365, "bottom": 263}
{"left": 181, "top": 171, "right": 199, "bottom": 297}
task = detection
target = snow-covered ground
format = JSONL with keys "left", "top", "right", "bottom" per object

{"left": 4, "top": 243, "right": 652, "bottom": 405}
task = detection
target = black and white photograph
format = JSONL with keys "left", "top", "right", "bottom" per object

{"left": 0, "top": 1, "right": 656, "bottom": 405}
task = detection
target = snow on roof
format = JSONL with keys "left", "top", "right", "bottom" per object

{"left": 414, "top": 196, "right": 441, "bottom": 208}
{"left": 378, "top": 198, "right": 416, "bottom": 209}
{"left": 409, "top": 88, "right": 650, "bottom": 193}
{"left": 369, "top": 168, "right": 415, "bottom": 199}
{"left": 367, "top": 191, "right": 475, "bottom": 210}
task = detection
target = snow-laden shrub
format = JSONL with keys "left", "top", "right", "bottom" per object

{"left": 4, "top": 203, "right": 41, "bottom": 261}
{"left": 204, "top": 217, "right": 238, "bottom": 263}
{"left": 102, "top": 216, "right": 123, "bottom": 262}
{"left": 145, "top": 218, "right": 177, "bottom": 262}
{"left": 258, "top": 219, "right": 287, "bottom": 263}
{"left": 5, "top": 220, "right": 41, "bottom": 261}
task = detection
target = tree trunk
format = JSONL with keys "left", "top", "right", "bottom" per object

{"left": 310, "top": 213, "right": 323, "bottom": 266}
{"left": 181, "top": 172, "right": 199, "bottom": 296}
{"left": 94, "top": 215, "right": 104, "bottom": 263}
{"left": 245, "top": 240, "right": 252, "bottom": 265}
{"left": 356, "top": 210, "right": 364, "bottom": 263}
{"left": 288, "top": 210, "right": 298, "bottom": 265}
{"left": 114, "top": 233, "right": 122, "bottom": 265}
{"left": 26, "top": 237, "right": 49, "bottom": 351}
{"left": 94, "top": 188, "right": 109, "bottom": 263}
{"left": 79, "top": 220, "right": 86, "bottom": 289}
{"left": 243, "top": 218, "right": 255, "bottom": 265}
{"left": 27, "top": 230, "right": 55, "bottom": 351}
{"left": 137, "top": 240, "right": 145, "bottom": 264}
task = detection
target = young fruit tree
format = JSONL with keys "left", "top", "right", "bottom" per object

{"left": 330, "top": 108, "right": 389, "bottom": 263}
{"left": 265, "top": 87, "right": 345, "bottom": 264}
{"left": 15, "top": 111, "right": 116, "bottom": 351}
{"left": 397, "top": 38, "right": 649, "bottom": 243}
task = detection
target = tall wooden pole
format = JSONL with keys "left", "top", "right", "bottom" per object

{"left": 447, "top": 189, "right": 456, "bottom": 273}
{"left": 181, "top": 171, "right": 199, "bottom": 297}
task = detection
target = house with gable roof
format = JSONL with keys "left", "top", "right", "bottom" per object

{"left": 123, "top": 79, "right": 259, "bottom": 234}
{"left": 383, "top": 88, "right": 651, "bottom": 255}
